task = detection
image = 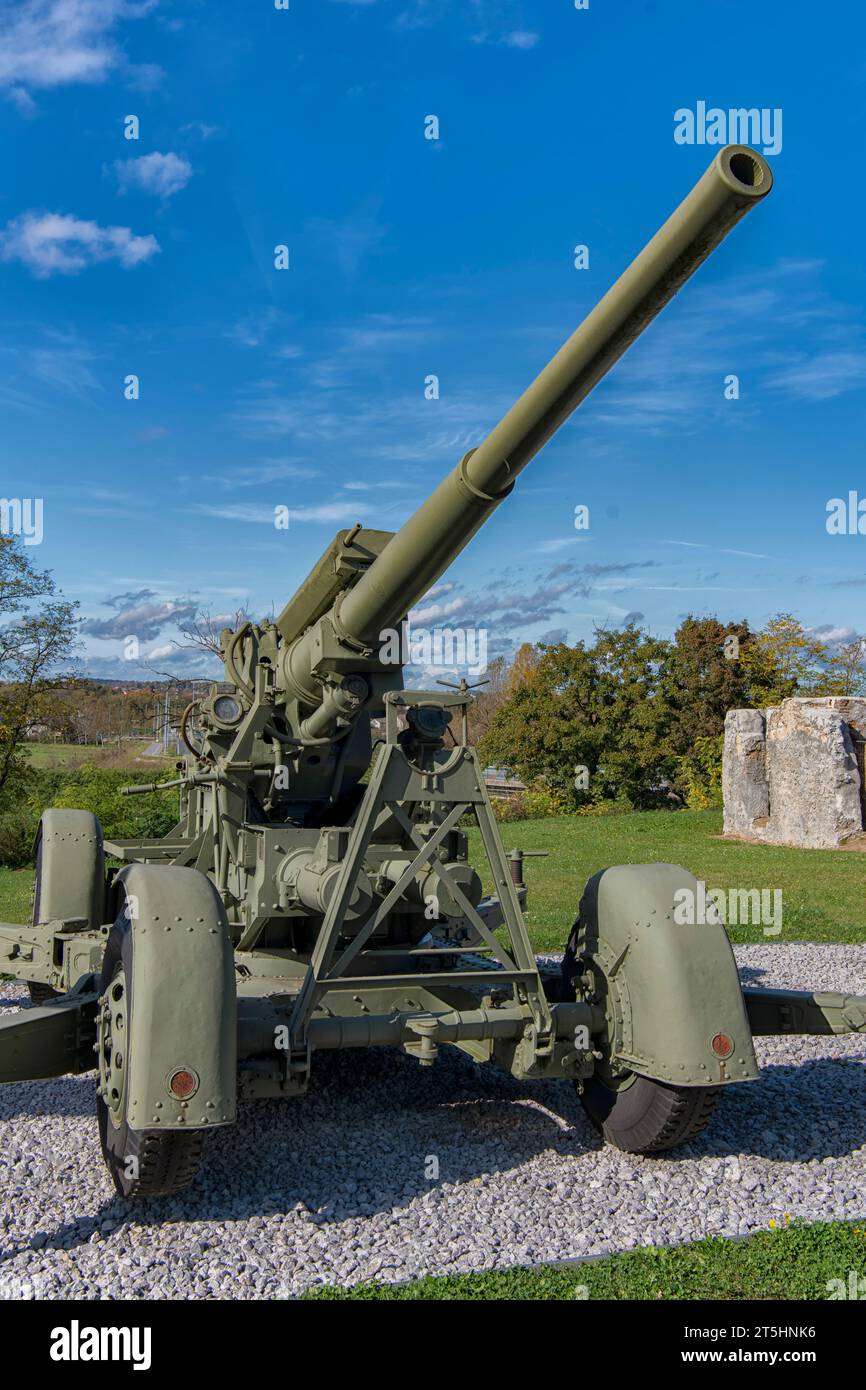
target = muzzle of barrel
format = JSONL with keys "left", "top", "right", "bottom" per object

{"left": 335, "top": 145, "right": 772, "bottom": 647}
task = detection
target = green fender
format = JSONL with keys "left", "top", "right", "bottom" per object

{"left": 112, "top": 864, "right": 237, "bottom": 1131}
{"left": 577, "top": 863, "right": 759, "bottom": 1087}
{"left": 34, "top": 808, "right": 105, "bottom": 928}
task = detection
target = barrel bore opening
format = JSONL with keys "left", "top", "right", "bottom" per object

{"left": 728, "top": 151, "right": 764, "bottom": 188}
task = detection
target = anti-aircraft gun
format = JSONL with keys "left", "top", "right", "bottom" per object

{"left": 4, "top": 146, "right": 866, "bottom": 1199}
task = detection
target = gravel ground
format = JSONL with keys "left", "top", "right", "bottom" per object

{"left": 1, "top": 943, "right": 864, "bottom": 1300}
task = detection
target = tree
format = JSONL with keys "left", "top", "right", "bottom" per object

{"left": 663, "top": 617, "right": 753, "bottom": 756}
{"left": 480, "top": 625, "right": 676, "bottom": 808}
{"left": 480, "top": 639, "right": 600, "bottom": 801}
{"left": 0, "top": 538, "right": 78, "bottom": 798}
{"left": 175, "top": 605, "right": 252, "bottom": 659}
{"left": 740, "top": 613, "right": 835, "bottom": 707}
{"left": 467, "top": 655, "right": 509, "bottom": 747}
{"left": 585, "top": 624, "right": 675, "bottom": 804}
{"left": 829, "top": 636, "right": 866, "bottom": 696}
{"left": 507, "top": 643, "right": 541, "bottom": 692}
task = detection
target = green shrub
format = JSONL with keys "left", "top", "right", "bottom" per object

{"left": 52, "top": 765, "right": 179, "bottom": 841}
{"left": 0, "top": 809, "right": 40, "bottom": 868}
{"left": 0, "top": 764, "right": 179, "bottom": 867}
{"left": 0, "top": 768, "right": 58, "bottom": 867}
{"left": 676, "top": 733, "right": 724, "bottom": 810}
{"left": 520, "top": 782, "right": 572, "bottom": 818}
{"left": 575, "top": 795, "right": 635, "bottom": 817}
{"left": 491, "top": 780, "right": 573, "bottom": 822}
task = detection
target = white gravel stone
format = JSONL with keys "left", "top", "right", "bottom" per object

{"left": 1, "top": 943, "right": 864, "bottom": 1299}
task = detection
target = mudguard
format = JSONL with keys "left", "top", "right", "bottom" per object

{"left": 112, "top": 864, "right": 237, "bottom": 1130}
{"left": 577, "top": 863, "right": 759, "bottom": 1086}
{"left": 34, "top": 808, "right": 105, "bottom": 928}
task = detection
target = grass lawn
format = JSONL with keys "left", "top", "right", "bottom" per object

{"left": 24, "top": 740, "right": 163, "bottom": 770}
{"left": 0, "top": 866, "right": 34, "bottom": 924}
{"left": 305, "top": 1221, "right": 866, "bottom": 1300}
{"left": 2, "top": 808, "right": 864, "bottom": 949}
{"left": 470, "top": 808, "right": 866, "bottom": 952}
{"left": 24, "top": 742, "right": 100, "bottom": 768}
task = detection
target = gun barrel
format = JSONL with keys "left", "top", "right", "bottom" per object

{"left": 337, "top": 145, "right": 772, "bottom": 647}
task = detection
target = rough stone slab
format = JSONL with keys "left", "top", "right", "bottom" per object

{"left": 763, "top": 701, "right": 862, "bottom": 849}
{"left": 723, "top": 698, "right": 866, "bottom": 848}
{"left": 811, "top": 697, "right": 866, "bottom": 740}
{"left": 722, "top": 709, "right": 768, "bottom": 837}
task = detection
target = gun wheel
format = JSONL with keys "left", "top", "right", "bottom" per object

{"left": 579, "top": 1073, "right": 719, "bottom": 1154}
{"left": 95, "top": 913, "right": 204, "bottom": 1199}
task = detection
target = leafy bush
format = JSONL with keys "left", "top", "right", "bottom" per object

{"left": 0, "top": 764, "right": 179, "bottom": 867}
{"left": 676, "top": 734, "right": 724, "bottom": 810}
{"left": 519, "top": 782, "right": 572, "bottom": 818}
{"left": 575, "top": 795, "right": 635, "bottom": 817}
{"left": 0, "top": 809, "right": 40, "bottom": 867}
{"left": 0, "top": 768, "right": 60, "bottom": 866}
{"left": 490, "top": 779, "right": 573, "bottom": 822}
{"left": 52, "top": 765, "right": 179, "bottom": 842}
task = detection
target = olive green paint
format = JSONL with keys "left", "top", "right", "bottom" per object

{"left": 2, "top": 147, "right": 863, "bottom": 1190}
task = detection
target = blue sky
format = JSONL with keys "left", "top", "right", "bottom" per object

{"left": 2, "top": 0, "right": 866, "bottom": 678}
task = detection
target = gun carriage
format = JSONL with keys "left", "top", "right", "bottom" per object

{"left": 3, "top": 146, "right": 865, "bottom": 1198}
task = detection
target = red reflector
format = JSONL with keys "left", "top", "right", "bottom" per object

{"left": 711, "top": 1033, "right": 734, "bottom": 1059}
{"left": 168, "top": 1069, "right": 198, "bottom": 1100}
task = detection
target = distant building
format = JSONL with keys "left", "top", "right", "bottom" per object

{"left": 483, "top": 767, "right": 526, "bottom": 800}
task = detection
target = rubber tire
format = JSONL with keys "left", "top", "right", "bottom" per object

{"left": 96, "top": 908, "right": 205, "bottom": 1199}
{"left": 580, "top": 1074, "right": 719, "bottom": 1155}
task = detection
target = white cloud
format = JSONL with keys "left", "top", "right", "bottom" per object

{"left": 470, "top": 27, "right": 540, "bottom": 49}
{"left": 6, "top": 82, "right": 35, "bottom": 113}
{"left": 579, "top": 259, "right": 866, "bottom": 432}
{"left": 340, "top": 314, "right": 432, "bottom": 352}
{"left": 502, "top": 30, "right": 539, "bottom": 48}
{"left": 410, "top": 597, "right": 467, "bottom": 623}
{"left": 192, "top": 458, "right": 320, "bottom": 490}
{"left": 0, "top": 0, "right": 159, "bottom": 103}
{"left": 765, "top": 351, "right": 866, "bottom": 402}
{"left": 395, "top": 1, "right": 539, "bottom": 43}
{"left": 30, "top": 342, "right": 102, "bottom": 395}
{"left": 536, "top": 537, "right": 586, "bottom": 554}
{"left": 180, "top": 120, "right": 220, "bottom": 140}
{"left": 307, "top": 204, "right": 387, "bottom": 276}
{"left": 0, "top": 210, "right": 159, "bottom": 276}
{"left": 194, "top": 502, "right": 373, "bottom": 525}
{"left": 226, "top": 307, "right": 285, "bottom": 349}
{"left": 112, "top": 151, "right": 193, "bottom": 198}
